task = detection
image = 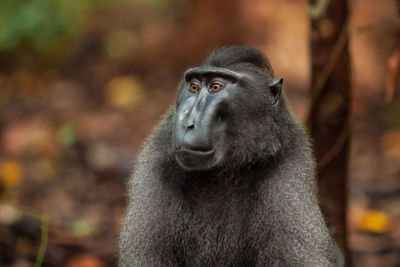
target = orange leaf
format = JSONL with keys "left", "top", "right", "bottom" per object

{"left": 0, "top": 161, "right": 23, "bottom": 187}
{"left": 358, "top": 210, "right": 391, "bottom": 233}
{"left": 104, "top": 76, "right": 145, "bottom": 110}
{"left": 67, "top": 255, "right": 107, "bottom": 267}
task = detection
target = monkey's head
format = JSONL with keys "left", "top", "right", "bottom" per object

{"left": 173, "top": 46, "right": 286, "bottom": 171}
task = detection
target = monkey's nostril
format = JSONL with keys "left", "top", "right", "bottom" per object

{"left": 175, "top": 144, "right": 182, "bottom": 150}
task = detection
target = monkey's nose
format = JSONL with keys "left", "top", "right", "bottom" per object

{"left": 186, "top": 124, "right": 194, "bottom": 131}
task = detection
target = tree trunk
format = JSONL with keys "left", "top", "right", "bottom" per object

{"left": 308, "top": 0, "right": 351, "bottom": 264}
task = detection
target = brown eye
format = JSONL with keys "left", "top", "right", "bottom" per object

{"left": 189, "top": 83, "right": 199, "bottom": 92}
{"left": 210, "top": 83, "right": 222, "bottom": 92}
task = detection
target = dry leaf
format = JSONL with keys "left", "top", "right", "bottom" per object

{"left": 358, "top": 210, "right": 391, "bottom": 233}
{"left": 2, "top": 120, "right": 55, "bottom": 155}
{"left": 0, "top": 160, "right": 23, "bottom": 187}
{"left": 67, "top": 255, "right": 107, "bottom": 267}
{"left": 104, "top": 76, "right": 145, "bottom": 110}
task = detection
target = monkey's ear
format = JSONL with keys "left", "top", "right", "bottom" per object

{"left": 268, "top": 78, "right": 283, "bottom": 105}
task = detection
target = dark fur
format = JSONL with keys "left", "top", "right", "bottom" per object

{"left": 203, "top": 46, "right": 274, "bottom": 75}
{"left": 119, "top": 46, "right": 336, "bottom": 266}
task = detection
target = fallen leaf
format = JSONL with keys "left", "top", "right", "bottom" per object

{"left": 0, "top": 161, "right": 23, "bottom": 187}
{"left": 69, "top": 220, "right": 93, "bottom": 237}
{"left": 2, "top": 120, "right": 56, "bottom": 156}
{"left": 67, "top": 255, "right": 107, "bottom": 267}
{"left": 104, "top": 76, "right": 145, "bottom": 110}
{"left": 358, "top": 210, "right": 391, "bottom": 233}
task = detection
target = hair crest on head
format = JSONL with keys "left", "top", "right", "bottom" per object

{"left": 203, "top": 45, "right": 274, "bottom": 76}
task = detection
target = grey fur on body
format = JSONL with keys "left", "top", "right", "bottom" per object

{"left": 119, "top": 46, "right": 336, "bottom": 266}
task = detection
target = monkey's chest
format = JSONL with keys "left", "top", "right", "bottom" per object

{"left": 171, "top": 204, "right": 257, "bottom": 266}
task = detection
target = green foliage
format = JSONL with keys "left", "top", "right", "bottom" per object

{"left": 0, "top": 0, "right": 91, "bottom": 53}
{"left": 0, "top": 0, "right": 111, "bottom": 55}
{"left": 0, "top": 0, "right": 168, "bottom": 55}
{"left": 69, "top": 219, "right": 93, "bottom": 237}
{"left": 58, "top": 125, "right": 77, "bottom": 146}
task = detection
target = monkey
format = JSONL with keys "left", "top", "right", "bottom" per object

{"left": 119, "top": 46, "right": 336, "bottom": 266}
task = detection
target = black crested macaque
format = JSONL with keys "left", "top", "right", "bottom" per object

{"left": 119, "top": 46, "right": 336, "bottom": 266}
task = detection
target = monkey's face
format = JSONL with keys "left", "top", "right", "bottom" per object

{"left": 172, "top": 67, "right": 238, "bottom": 171}
{"left": 172, "top": 66, "right": 283, "bottom": 171}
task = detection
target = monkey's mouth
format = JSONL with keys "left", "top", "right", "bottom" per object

{"left": 173, "top": 148, "right": 216, "bottom": 170}
{"left": 175, "top": 147, "right": 215, "bottom": 156}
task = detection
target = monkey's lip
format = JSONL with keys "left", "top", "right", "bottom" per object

{"left": 174, "top": 147, "right": 215, "bottom": 156}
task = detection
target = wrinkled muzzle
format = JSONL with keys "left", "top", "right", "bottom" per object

{"left": 173, "top": 89, "right": 225, "bottom": 170}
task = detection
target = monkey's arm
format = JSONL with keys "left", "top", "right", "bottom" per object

{"left": 253, "top": 160, "right": 336, "bottom": 267}
{"left": 119, "top": 165, "right": 167, "bottom": 266}
{"left": 119, "top": 111, "right": 182, "bottom": 267}
{"left": 119, "top": 159, "right": 184, "bottom": 267}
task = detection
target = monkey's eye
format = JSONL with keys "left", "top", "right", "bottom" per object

{"left": 209, "top": 83, "right": 222, "bottom": 93}
{"left": 189, "top": 83, "right": 200, "bottom": 93}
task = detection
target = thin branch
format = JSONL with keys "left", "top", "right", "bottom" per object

{"left": 306, "top": 20, "right": 350, "bottom": 127}
{"left": 15, "top": 207, "right": 49, "bottom": 267}
{"left": 35, "top": 216, "right": 48, "bottom": 267}
{"left": 317, "top": 115, "right": 352, "bottom": 173}
{"left": 306, "top": 17, "right": 353, "bottom": 172}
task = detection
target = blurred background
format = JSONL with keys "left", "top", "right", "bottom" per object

{"left": 0, "top": 0, "right": 399, "bottom": 266}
